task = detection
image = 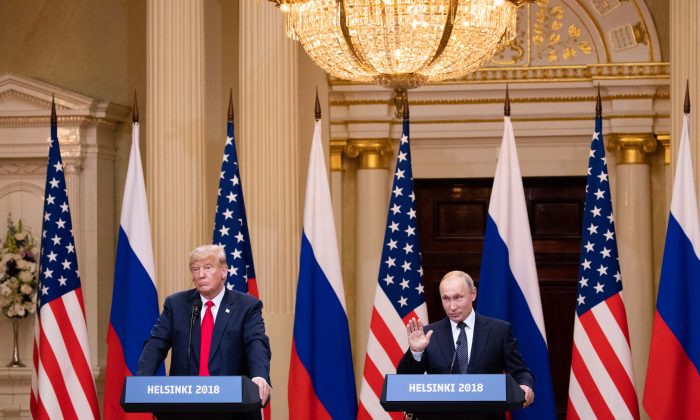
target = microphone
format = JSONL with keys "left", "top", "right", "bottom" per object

{"left": 449, "top": 338, "right": 461, "bottom": 374}
{"left": 187, "top": 300, "right": 202, "bottom": 375}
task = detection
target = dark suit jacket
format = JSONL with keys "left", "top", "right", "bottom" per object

{"left": 397, "top": 313, "right": 533, "bottom": 387}
{"left": 396, "top": 314, "right": 533, "bottom": 420}
{"left": 137, "top": 288, "right": 271, "bottom": 383}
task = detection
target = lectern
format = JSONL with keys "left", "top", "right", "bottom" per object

{"left": 121, "top": 376, "right": 261, "bottom": 418}
{"left": 381, "top": 373, "right": 525, "bottom": 416}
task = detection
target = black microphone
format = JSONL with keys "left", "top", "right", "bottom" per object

{"left": 187, "top": 300, "right": 202, "bottom": 375}
{"left": 449, "top": 338, "right": 461, "bottom": 374}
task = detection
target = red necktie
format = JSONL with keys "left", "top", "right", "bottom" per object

{"left": 199, "top": 300, "right": 215, "bottom": 376}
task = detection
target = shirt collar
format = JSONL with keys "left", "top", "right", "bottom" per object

{"left": 200, "top": 286, "right": 225, "bottom": 308}
{"left": 450, "top": 310, "right": 476, "bottom": 330}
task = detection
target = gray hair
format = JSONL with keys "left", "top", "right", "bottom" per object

{"left": 440, "top": 270, "right": 475, "bottom": 290}
{"left": 188, "top": 244, "right": 227, "bottom": 266}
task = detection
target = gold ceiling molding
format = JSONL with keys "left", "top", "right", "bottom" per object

{"left": 655, "top": 133, "right": 670, "bottom": 165}
{"left": 330, "top": 114, "right": 669, "bottom": 126}
{"left": 0, "top": 116, "right": 118, "bottom": 129}
{"left": 330, "top": 92, "right": 669, "bottom": 107}
{"left": 345, "top": 138, "right": 394, "bottom": 170}
{"left": 330, "top": 139, "right": 347, "bottom": 172}
{"left": 330, "top": 62, "right": 669, "bottom": 86}
{"left": 606, "top": 133, "right": 657, "bottom": 165}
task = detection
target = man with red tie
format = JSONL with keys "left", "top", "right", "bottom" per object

{"left": 137, "top": 245, "right": 271, "bottom": 416}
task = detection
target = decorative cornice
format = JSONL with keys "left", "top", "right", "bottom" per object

{"left": 0, "top": 115, "right": 119, "bottom": 129}
{"left": 0, "top": 159, "right": 46, "bottom": 175}
{"left": 330, "top": 92, "right": 670, "bottom": 107}
{"left": 330, "top": 139, "right": 347, "bottom": 171}
{"left": 330, "top": 63, "right": 670, "bottom": 86}
{"left": 655, "top": 133, "right": 670, "bottom": 165}
{"left": 606, "top": 133, "right": 658, "bottom": 165}
{"left": 0, "top": 90, "right": 70, "bottom": 111}
{"left": 330, "top": 114, "right": 668, "bottom": 126}
{"left": 345, "top": 138, "right": 393, "bottom": 169}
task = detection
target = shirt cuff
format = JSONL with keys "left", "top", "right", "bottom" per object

{"left": 411, "top": 350, "right": 424, "bottom": 362}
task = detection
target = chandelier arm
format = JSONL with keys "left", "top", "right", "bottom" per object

{"left": 336, "top": 0, "right": 376, "bottom": 74}
{"left": 426, "top": 0, "right": 459, "bottom": 67}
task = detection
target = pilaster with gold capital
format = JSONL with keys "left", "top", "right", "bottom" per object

{"left": 605, "top": 132, "right": 656, "bottom": 405}
{"left": 344, "top": 137, "right": 393, "bottom": 388}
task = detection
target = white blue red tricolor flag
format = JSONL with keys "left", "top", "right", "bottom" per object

{"left": 104, "top": 118, "right": 163, "bottom": 419}
{"left": 213, "top": 115, "right": 259, "bottom": 296}
{"left": 567, "top": 108, "right": 639, "bottom": 419}
{"left": 478, "top": 115, "right": 556, "bottom": 419}
{"left": 30, "top": 101, "right": 100, "bottom": 419}
{"left": 288, "top": 116, "right": 357, "bottom": 419}
{"left": 643, "top": 109, "right": 700, "bottom": 418}
{"left": 358, "top": 114, "right": 429, "bottom": 419}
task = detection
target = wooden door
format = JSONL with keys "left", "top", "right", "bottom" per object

{"left": 414, "top": 177, "right": 586, "bottom": 418}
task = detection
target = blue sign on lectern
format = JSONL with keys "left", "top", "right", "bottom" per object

{"left": 381, "top": 373, "right": 525, "bottom": 413}
{"left": 121, "top": 376, "right": 260, "bottom": 414}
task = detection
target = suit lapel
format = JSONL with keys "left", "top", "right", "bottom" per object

{"left": 435, "top": 318, "right": 455, "bottom": 371}
{"left": 208, "top": 289, "right": 238, "bottom": 363}
{"left": 468, "top": 313, "right": 489, "bottom": 373}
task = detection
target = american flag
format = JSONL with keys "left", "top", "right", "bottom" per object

{"left": 30, "top": 100, "right": 100, "bottom": 419}
{"left": 358, "top": 113, "right": 429, "bottom": 419}
{"left": 566, "top": 100, "right": 639, "bottom": 419}
{"left": 212, "top": 105, "right": 258, "bottom": 296}
{"left": 212, "top": 102, "right": 269, "bottom": 419}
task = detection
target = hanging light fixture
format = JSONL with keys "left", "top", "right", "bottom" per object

{"left": 269, "top": 0, "right": 532, "bottom": 91}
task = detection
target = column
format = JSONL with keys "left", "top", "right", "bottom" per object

{"left": 147, "top": 0, "right": 206, "bottom": 299}
{"left": 346, "top": 138, "right": 393, "bottom": 389}
{"left": 239, "top": 1, "right": 300, "bottom": 418}
{"left": 606, "top": 133, "right": 657, "bottom": 410}
{"left": 330, "top": 139, "right": 346, "bottom": 253}
{"left": 670, "top": 0, "right": 700, "bottom": 193}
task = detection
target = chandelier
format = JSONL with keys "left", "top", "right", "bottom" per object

{"left": 269, "top": 0, "right": 532, "bottom": 91}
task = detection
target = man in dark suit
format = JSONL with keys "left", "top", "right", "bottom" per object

{"left": 397, "top": 270, "right": 534, "bottom": 412}
{"left": 137, "top": 244, "right": 271, "bottom": 412}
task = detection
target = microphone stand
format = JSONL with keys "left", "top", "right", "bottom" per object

{"left": 449, "top": 338, "right": 460, "bottom": 374}
{"left": 187, "top": 301, "right": 202, "bottom": 376}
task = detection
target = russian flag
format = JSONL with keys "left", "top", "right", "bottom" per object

{"left": 643, "top": 110, "right": 700, "bottom": 419}
{"left": 104, "top": 116, "right": 163, "bottom": 419}
{"left": 477, "top": 114, "right": 556, "bottom": 419}
{"left": 288, "top": 114, "right": 357, "bottom": 419}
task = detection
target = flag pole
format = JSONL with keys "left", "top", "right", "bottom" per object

{"left": 133, "top": 91, "right": 139, "bottom": 123}
{"left": 228, "top": 88, "right": 234, "bottom": 122}
{"left": 685, "top": 80, "right": 690, "bottom": 115}
{"left": 596, "top": 84, "right": 602, "bottom": 118}
{"left": 504, "top": 84, "right": 511, "bottom": 117}
{"left": 315, "top": 87, "right": 321, "bottom": 121}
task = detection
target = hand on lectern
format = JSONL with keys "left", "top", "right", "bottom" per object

{"left": 520, "top": 384, "right": 534, "bottom": 408}
{"left": 406, "top": 317, "right": 433, "bottom": 352}
{"left": 252, "top": 376, "right": 270, "bottom": 406}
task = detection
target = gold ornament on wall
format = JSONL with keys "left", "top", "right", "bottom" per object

{"left": 532, "top": 0, "right": 591, "bottom": 63}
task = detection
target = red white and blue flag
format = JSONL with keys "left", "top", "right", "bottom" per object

{"left": 566, "top": 110, "right": 639, "bottom": 419}
{"left": 213, "top": 115, "right": 258, "bottom": 296}
{"left": 104, "top": 117, "right": 163, "bottom": 419}
{"left": 358, "top": 115, "right": 429, "bottom": 419}
{"left": 643, "top": 109, "right": 700, "bottom": 418}
{"left": 478, "top": 115, "right": 556, "bottom": 419}
{"left": 30, "top": 101, "right": 100, "bottom": 419}
{"left": 288, "top": 116, "right": 357, "bottom": 419}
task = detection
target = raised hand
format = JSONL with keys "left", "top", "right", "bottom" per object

{"left": 406, "top": 317, "right": 433, "bottom": 352}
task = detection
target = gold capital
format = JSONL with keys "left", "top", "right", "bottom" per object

{"left": 346, "top": 138, "right": 394, "bottom": 170}
{"left": 606, "top": 133, "right": 657, "bottom": 165}
{"left": 655, "top": 133, "right": 670, "bottom": 165}
{"left": 330, "top": 139, "right": 347, "bottom": 171}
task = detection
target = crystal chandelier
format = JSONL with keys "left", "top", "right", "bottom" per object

{"left": 269, "top": 0, "right": 532, "bottom": 91}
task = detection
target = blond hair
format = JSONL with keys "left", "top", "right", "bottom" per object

{"left": 188, "top": 244, "right": 227, "bottom": 266}
{"left": 440, "top": 270, "right": 475, "bottom": 290}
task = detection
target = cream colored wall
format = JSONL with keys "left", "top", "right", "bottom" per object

{"left": 0, "top": 0, "right": 146, "bottom": 387}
